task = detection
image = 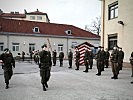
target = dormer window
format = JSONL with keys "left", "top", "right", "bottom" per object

{"left": 65, "top": 30, "right": 72, "bottom": 35}
{"left": 33, "top": 27, "right": 40, "bottom": 33}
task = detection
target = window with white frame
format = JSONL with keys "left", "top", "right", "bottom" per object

{"left": 29, "top": 43, "right": 35, "bottom": 52}
{"left": 12, "top": 43, "right": 19, "bottom": 51}
{"left": 108, "top": 1, "right": 118, "bottom": 20}
{"left": 30, "top": 16, "right": 35, "bottom": 20}
{"left": 0, "top": 42, "right": 4, "bottom": 51}
{"left": 58, "top": 44, "right": 63, "bottom": 52}
{"left": 37, "top": 16, "right": 42, "bottom": 20}
{"left": 108, "top": 34, "right": 117, "bottom": 50}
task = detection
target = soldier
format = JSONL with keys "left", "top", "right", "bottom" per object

{"left": 75, "top": 48, "right": 80, "bottom": 70}
{"left": 118, "top": 47, "right": 124, "bottom": 71}
{"left": 130, "top": 52, "right": 133, "bottom": 84}
{"left": 22, "top": 51, "right": 25, "bottom": 61}
{"left": 52, "top": 49, "right": 57, "bottom": 66}
{"left": 0, "top": 48, "right": 15, "bottom": 89}
{"left": 34, "top": 50, "right": 40, "bottom": 65}
{"left": 89, "top": 49, "right": 94, "bottom": 69}
{"left": 59, "top": 51, "right": 64, "bottom": 67}
{"left": 83, "top": 48, "right": 90, "bottom": 73}
{"left": 95, "top": 46, "right": 102, "bottom": 76}
{"left": 104, "top": 48, "right": 110, "bottom": 68}
{"left": 100, "top": 47, "right": 106, "bottom": 71}
{"left": 110, "top": 46, "right": 119, "bottom": 79}
{"left": 39, "top": 44, "right": 52, "bottom": 91}
{"left": 68, "top": 49, "right": 73, "bottom": 68}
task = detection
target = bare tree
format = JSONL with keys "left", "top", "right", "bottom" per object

{"left": 85, "top": 17, "right": 101, "bottom": 35}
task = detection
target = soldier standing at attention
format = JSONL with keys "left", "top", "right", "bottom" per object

{"left": 89, "top": 49, "right": 94, "bottom": 69}
{"left": 95, "top": 46, "right": 102, "bottom": 76}
{"left": 110, "top": 46, "right": 119, "bottom": 79}
{"left": 59, "top": 51, "right": 64, "bottom": 67}
{"left": 118, "top": 47, "right": 124, "bottom": 71}
{"left": 39, "top": 44, "right": 52, "bottom": 91}
{"left": 100, "top": 47, "right": 106, "bottom": 71}
{"left": 130, "top": 51, "right": 133, "bottom": 84}
{"left": 75, "top": 48, "right": 80, "bottom": 70}
{"left": 0, "top": 48, "right": 15, "bottom": 89}
{"left": 68, "top": 49, "right": 73, "bottom": 68}
{"left": 104, "top": 48, "right": 110, "bottom": 68}
{"left": 52, "top": 49, "right": 57, "bottom": 66}
{"left": 83, "top": 48, "right": 90, "bottom": 73}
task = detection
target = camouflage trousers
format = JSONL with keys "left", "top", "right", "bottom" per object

{"left": 111, "top": 62, "right": 119, "bottom": 76}
{"left": 4, "top": 68, "right": 13, "bottom": 84}
{"left": 40, "top": 68, "right": 51, "bottom": 85}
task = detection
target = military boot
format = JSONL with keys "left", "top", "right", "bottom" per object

{"left": 43, "top": 85, "right": 46, "bottom": 91}
{"left": 45, "top": 82, "right": 48, "bottom": 88}
{"left": 5, "top": 83, "right": 9, "bottom": 89}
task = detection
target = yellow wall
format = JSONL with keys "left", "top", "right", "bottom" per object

{"left": 101, "top": 0, "right": 133, "bottom": 62}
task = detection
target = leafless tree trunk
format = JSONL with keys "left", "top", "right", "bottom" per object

{"left": 85, "top": 17, "right": 101, "bottom": 35}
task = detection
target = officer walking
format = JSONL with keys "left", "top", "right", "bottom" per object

{"left": 39, "top": 44, "right": 52, "bottom": 91}
{"left": 110, "top": 46, "right": 119, "bottom": 79}
{"left": 118, "top": 47, "right": 124, "bottom": 71}
{"left": 104, "top": 48, "right": 110, "bottom": 68}
{"left": 59, "top": 51, "right": 64, "bottom": 67}
{"left": 0, "top": 48, "right": 15, "bottom": 89}
{"left": 68, "top": 49, "right": 73, "bottom": 68}
{"left": 75, "top": 48, "right": 80, "bottom": 70}
{"left": 83, "top": 48, "right": 90, "bottom": 73}
{"left": 52, "top": 49, "right": 57, "bottom": 66}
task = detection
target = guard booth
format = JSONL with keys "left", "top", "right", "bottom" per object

{"left": 74, "top": 42, "right": 95, "bottom": 65}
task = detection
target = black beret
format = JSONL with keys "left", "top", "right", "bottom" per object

{"left": 41, "top": 44, "right": 47, "bottom": 48}
{"left": 4, "top": 48, "right": 9, "bottom": 51}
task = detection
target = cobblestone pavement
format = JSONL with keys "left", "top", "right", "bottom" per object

{"left": 0, "top": 60, "right": 133, "bottom": 100}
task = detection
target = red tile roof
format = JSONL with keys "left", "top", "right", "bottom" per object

{"left": 0, "top": 13, "right": 25, "bottom": 18}
{"left": 0, "top": 18, "right": 100, "bottom": 39}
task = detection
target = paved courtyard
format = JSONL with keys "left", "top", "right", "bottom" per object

{"left": 0, "top": 60, "right": 133, "bottom": 100}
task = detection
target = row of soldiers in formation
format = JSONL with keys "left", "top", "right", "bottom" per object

{"left": 0, "top": 44, "right": 133, "bottom": 91}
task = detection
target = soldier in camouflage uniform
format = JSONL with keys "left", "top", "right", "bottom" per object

{"left": 110, "top": 46, "right": 119, "bottom": 79}
{"left": 75, "top": 48, "right": 80, "bottom": 70}
{"left": 39, "top": 44, "right": 52, "bottom": 91}
{"left": 83, "top": 48, "right": 90, "bottom": 73}
{"left": 130, "top": 52, "right": 133, "bottom": 84}
{"left": 59, "top": 51, "right": 64, "bottom": 67}
{"left": 104, "top": 48, "right": 110, "bottom": 68}
{"left": 89, "top": 49, "right": 94, "bottom": 69}
{"left": 0, "top": 48, "right": 15, "bottom": 89}
{"left": 52, "top": 49, "right": 57, "bottom": 66}
{"left": 100, "top": 47, "right": 106, "bottom": 71}
{"left": 95, "top": 46, "right": 102, "bottom": 76}
{"left": 118, "top": 47, "right": 124, "bottom": 71}
{"left": 68, "top": 49, "right": 73, "bottom": 68}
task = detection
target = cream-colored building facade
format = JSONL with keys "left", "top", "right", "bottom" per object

{"left": 101, "top": 0, "right": 133, "bottom": 62}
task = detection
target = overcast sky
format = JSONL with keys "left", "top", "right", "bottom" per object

{"left": 0, "top": 0, "right": 101, "bottom": 29}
